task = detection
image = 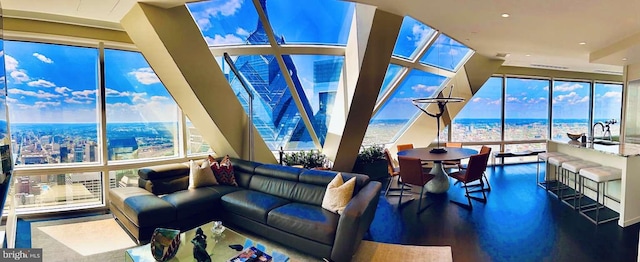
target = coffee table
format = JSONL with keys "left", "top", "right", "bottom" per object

{"left": 125, "top": 221, "right": 288, "bottom": 261}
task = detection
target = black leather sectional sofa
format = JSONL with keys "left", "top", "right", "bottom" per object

{"left": 109, "top": 157, "right": 381, "bottom": 261}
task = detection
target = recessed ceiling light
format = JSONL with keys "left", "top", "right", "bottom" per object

{"left": 622, "top": 58, "right": 628, "bottom": 61}
{"left": 501, "top": 13, "right": 510, "bottom": 18}
{"left": 525, "top": 54, "right": 531, "bottom": 57}
{"left": 579, "top": 42, "right": 587, "bottom": 45}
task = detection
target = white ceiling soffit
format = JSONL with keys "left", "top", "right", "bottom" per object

{"left": 0, "top": 0, "right": 637, "bottom": 75}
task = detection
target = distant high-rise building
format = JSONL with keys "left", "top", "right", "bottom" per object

{"left": 60, "top": 145, "right": 68, "bottom": 163}
{"left": 227, "top": 0, "right": 318, "bottom": 150}
{"left": 84, "top": 142, "right": 97, "bottom": 162}
{"left": 74, "top": 145, "right": 84, "bottom": 162}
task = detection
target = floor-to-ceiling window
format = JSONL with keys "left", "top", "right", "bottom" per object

{"left": 4, "top": 41, "right": 213, "bottom": 214}
{"left": 451, "top": 76, "right": 502, "bottom": 142}
{"left": 552, "top": 80, "right": 590, "bottom": 140}
{"left": 593, "top": 82, "right": 623, "bottom": 140}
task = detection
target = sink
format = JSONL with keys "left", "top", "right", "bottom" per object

{"left": 592, "top": 140, "right": 619, "bottom": 146}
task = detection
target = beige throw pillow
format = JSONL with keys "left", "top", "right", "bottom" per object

{"left": 321, "top": 173, "right": 356, "bottom": 214}
{"left": 188, "top": 159, "right": 218, "bottom": 189}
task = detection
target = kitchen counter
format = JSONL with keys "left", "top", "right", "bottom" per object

{"left": 547, "top": 140, "right": 640, "bottom": 227}
{"left": 552, "top": 138, "right": 640, "bottom": 157}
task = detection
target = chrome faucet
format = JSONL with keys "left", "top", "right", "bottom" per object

{"left": 591, "top": 122, "right": 605, "bottom": 142}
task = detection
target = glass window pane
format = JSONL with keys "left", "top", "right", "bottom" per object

{"left": 109, "top": 169, "right": 140, "bottom": 188}
{"left": 187, "top": 0, "right": 265, "bottom": 46}
{"left": 552, "top": 80, "right": 590, "bottom": 140}
{"left": 377, "top": 64, "right": 404, "bottom": 103}
{"left": 505, "top": 78, "right": 549, "bottom": 141}
{"left": 594, "top": 83, "right": 622, "bottom": 140}
{"left": 260, "top": 0, "right": 354, "bottom": 45}
{"left": 14, "top": 172, "right": 103, "bottom": 212}
{"left": 186, "top": 117, "right": 215, "bottom": 155}
{"left": 222, "top": 54, "right": 314, "bottom": 150}
{"left": 503, "top": 143, "right": 546, "bottom": 164}
{"left": 5, "top": 41, "right": 99, "bottom": 166}
{"left": 392, "top": 16, "right": 435, "bottom": 60}
{"left": 364, "top": 69, "right": 447, "bottom": 145}
{"left": 104, "top": 49, "right": 179, "bottom": 161}
{"left": 289, "top": 55, "right": 343, "bottom": 146}
{"left": 452, "top": 77, "right": 502, "bottom": 142}
{"left": 419, "top": 34, "right": 473, "bottom": 72}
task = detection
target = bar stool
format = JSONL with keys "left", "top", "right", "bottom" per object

{"left": 546, "top": 155, "right": 580, "bottom": 195}
{"left": 578, "top": 166, "right": 622, "bottom": 225}
{"left": 537, "top": 152, "right": 566, "bottom": 188}
{"left": 560, "top": 160, "right": 600, "bottom": 209}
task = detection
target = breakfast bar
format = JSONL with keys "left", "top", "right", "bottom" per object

{"left": 547, "top": 140, "right": 640, "bottom": 227}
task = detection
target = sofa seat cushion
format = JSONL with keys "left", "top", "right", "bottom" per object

{"left": 161, "top": 187, "right": 224, "bottom": 220}
{"left": 267, "top": 202, "right": 339, "bottom": 245}
{"left": 210, "top": 185, "right": 243, "bottom": 195}
{"left": 110, "top": 187, "right": 175, "bottom": 227}
{"left": 221, "top": 190, "right": 290, "bottom": 224}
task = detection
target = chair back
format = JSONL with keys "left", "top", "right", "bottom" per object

{"left": 383, "top": 148, "right": 396, "bottom": 176}
{"left": 396, "top": 144, "right": 414, "bottom": 152}
{"left": 464, "top": 152, "right": 491, "bottom": 183}
{"left": 445, "top": 142, "right": 462, "bottom": 148}
{"left": 480, "top": 145, "right": 491, "bottom": 154}
{"left": 398, "top": 156, "right": 432, "bottom": 186}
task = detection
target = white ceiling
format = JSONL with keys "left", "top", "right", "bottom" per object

{"left": 2, "top": 0, "right": 638, "bottom": 75}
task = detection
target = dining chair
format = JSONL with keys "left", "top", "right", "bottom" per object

{"left": 397, "top": 156, "right": 434, "bottom": 214}
{"left": 396, "top": 143, "right": 414, "bottom": 152}
{"left": 443, "top": 142, "right": 463, "bottom": 171}
{"left": 383, "top": 149, "right": 412, "bottom": 196}
{"left": 455, "top": 145, "right": 492, "bottom": 192}
{"left": 448, "top": 152, "right": 491, "bottom": 209}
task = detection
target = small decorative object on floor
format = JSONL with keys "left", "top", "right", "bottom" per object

{"left": 192, "top": 227, "right": 211, "bottom": 262}
{"left": 150, "top": 228, "right": 181, "bottom": 262}
{"left": 211, "top": 221, "right": 226, "bottom": 235}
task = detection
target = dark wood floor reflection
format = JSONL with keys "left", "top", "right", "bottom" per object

{"left": 365, "top": 163, "right": 640, "bottom": 262}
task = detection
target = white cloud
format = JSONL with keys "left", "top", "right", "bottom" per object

{"left": 554, "top": 83, "right": 583, "bottom": 92}
{"left": 64, "top": 98, "right": 84, "bottom": 104}
{"left": 10, "top": 70, "right": 29, "bottom": 83}
{"left": 105, "top": 88, "right": 148, "bottom": 103}
{"left": 236, "top": 28, "right": 250, "bottom": 37}
{"left": 472, "top": 97, "right": 482, "bottom": 103}
{"left": 411, "top": 24, "right": 432, "bottom": 47}
{"left": 5, "top": 55, "right": 18, "bottom": 72}
{"left": 150, "top": 96, "right": 169, "bottom": 102}
{"left": 33, "top": 53, "right": 53, "bottom": 63}
{"left": 132, "top": 93, "right": 147, "bottom": 103}
{"left": 27, "top": 79, "right": 56, "bottom": 88}
{"left": 205, "top": 34, "right": 244, "bottom": 45}
{"left": 15, "top": 101, "right": 60, "bottom": 109}
{"left": 106, "top": 100, "right": 178, "bottom": 122}
{"left": 128, "top": 68, "right": 161, "bottom": 85}
{"left": 603, "top": 91, "right": 622, "bottom": 98}
{"left": 553, "top": 91, "right": 588, "bottom": 105}
{"left": 55, "top": 87, "right": 72, "bottom": 95}
{"left": 196, "top": 18, "right": 212, "bottom": 31}
{"left": 543, "top": 86, "right": 549, "bottom": 91}
{"left": 7, "top": 88, "right": 60, "bottom": 100}
{"left": 411, "top": 84, "right": 438, "bottom": 93}
{"left": 71, "top": 89, "right": 96, "bottom": 99}
{"left": 204, "top": 0, "right": 243, "bottom": 17}
{"left": 507, "top": 96, "right": 520, "bottom": 102}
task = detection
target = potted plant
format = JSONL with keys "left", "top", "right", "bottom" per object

{"left": 282, "top": 150, "right": 328, "bottom": 169}
{"left": 353, "top": 144, "right": 388, "bottom": 181}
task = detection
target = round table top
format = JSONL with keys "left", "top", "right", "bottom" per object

{"left": 397, "top": 147, "right": 478, "bottom": 161}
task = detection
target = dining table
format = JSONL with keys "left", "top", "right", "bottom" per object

{"left": 397, "top": 147, "right": 478, "bottom": 193}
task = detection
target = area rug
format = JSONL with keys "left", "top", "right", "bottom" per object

{"left": 31, "top": 215, "right": 453, "bottom": 262}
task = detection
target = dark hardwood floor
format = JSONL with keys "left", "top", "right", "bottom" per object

{"left": 365, "top": 163, "right": 640, "bottom": 262}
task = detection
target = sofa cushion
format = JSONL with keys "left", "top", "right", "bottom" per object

{"left": 249, "top": 175, "right": 297, "bottom": 200}
{"left": 161, "top": 187, "right": 224, "bottom": 220}
{"left": 221, "top": 190, "right": 290, "bottom": 224}
{"left": 321, "top": 174, "right": 356, "bottom": 214}
{"left": 267, "top": 202, "right": 339, "bottom": 245}
{"left": 300, "top": 169, "right": 370, "bottom": 194}
{"left": 138, "top": 163, "right": 190, "bottom": 180}
{"left": 110, "top": 187, "right": 175, "bottom": 227}
{"left": 228, "top": 158, "right": 262, "bottom": 188}
{"left": 211, "top": 155, "right": 238, "bottom": 186}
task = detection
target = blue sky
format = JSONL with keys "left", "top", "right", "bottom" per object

{"left": 4, "top": 41, "right": 177, "bottom": 123}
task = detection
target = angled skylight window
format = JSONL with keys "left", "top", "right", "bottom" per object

{"left": 392, "top": 16, "right": 436, "bottom": 60}
{"left": 220, "top": 54, "right": 315, "bottom": 150}
{"left": 187, "top": 0, "right": 268, "bottom": 46}
{"left": 420, "top": 34, "right": 474, "bottom": 72}
{"left": 258, "top": 0, "right": 354, "bottom": 45}
{"left": 363, "top": 69, "right": 448, "bottom": 145}
{"left": 377, "top": 64, "right": 405, "bottom": 103}
{"left": 288, "top": 55, "right": 343, "bottom": 146}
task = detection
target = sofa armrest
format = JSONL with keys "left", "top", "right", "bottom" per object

{"left": 331, "top": 181, "right": 381, "bottom": 262}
